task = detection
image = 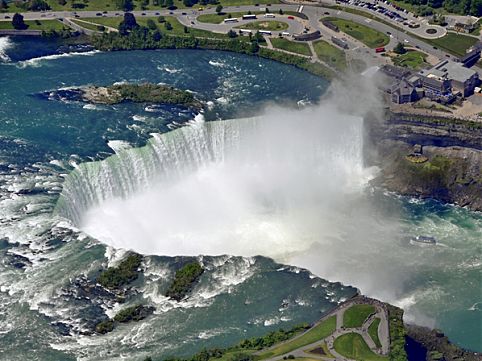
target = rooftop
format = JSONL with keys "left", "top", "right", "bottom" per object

{"left": 419, "top": 60, "right": 477, "bottom": 83}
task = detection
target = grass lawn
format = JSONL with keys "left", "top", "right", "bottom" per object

{"left": 257, "top": 315, "right": 336, "bottom": 358}
{"left": 343, "top": 304, "right": 375, "bottom": 328}
{"left": 312, "top": 39, "right": 346, "bottom": 70}
{"left": 334, "top": 333, "right": 388, "bottom": 361}
{"left": 236, "top": 20, "right": 288, "bottom": 31}
{"left": 0, "top": 19, "right": 68, "bottom": 31}
{"left": 82, "top": 16, "right": 227, "bottom": 38}
{"left": 197, "top": 11, "right": 264, "bottom": 24}
{"left": 368, "top": 318, "right": 382, "bottom": 348}
{"left": 270, "top": 37, "right": 312, "bottom": 56}
{"left": 393, "top": 49, "right": 428, "bottom": 69}
{"left": 325, "top": 17, "right": 389, "bottom": 48}
{"left": 0, "top": 0, "right": 278, "bottom": 12}
{"left": 307, "top": 342, "right": 334, "bottom": 358}
{"left": 427, "top": 32, "right": 478, "bottom": 57}
{"left": 71, "top": 19, "right": 105, "bottom": 32}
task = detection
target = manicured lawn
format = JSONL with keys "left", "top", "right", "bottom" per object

{"left": 326, "top": 17, "right": 389, "bottom": 48}
{"left": 81, "top": 16, "right": 227, "bottom": 38}
{"left": 368, "top": 317, "right": 382, "bottom": 348}
{"left": 80, "top": 17, "right": 123, "bottom": 29}
{"left": 197, "top": 11, "right": 264, "bottom": 24}
{"left": 0, "top": 0, "right": 278, "bottom": 12}
{"left": 236, "top": 20, "right": 288, "bottom": 31}
{"left": 393, "top": 50, "right": 428, "bottom": 69}
{"left": 312, "top": 39, "right": 346, "bottom": 70}
{"left": 427, "top": 32, "right": 478, "bottom": 57}
{"left": 307, "top": 342, "right": 334, "bottom": 358}
{"left": 257, "top": 315, "right": 336, "bottom": 358}
{"left": 71, "top": 19, "right": 105, "bottom": 32}
{"left": 333, "top": 333, "right": 388, "bottom": 361}
{"left": 270, "top": 38, "right": 312, "bottom": 56}
{"left": 343, "top": 304, "right": 375, "bottom": 328}
{"left": 0, "top": 19, "right": 68, "bottom": 31}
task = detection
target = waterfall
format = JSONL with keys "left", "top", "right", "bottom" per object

{"left": 56, "top": 107, "right": 367, "bottom": 256}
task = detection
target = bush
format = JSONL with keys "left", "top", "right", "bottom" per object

{"left": 95, "top": 320, "right": 114, "bottom": 334}
{"left": 97, "top": 253, "right": 142, "bottom": 289}
{"left": 165, "top": 261, "right": 204, "bottom": 301}
{"left": 147, "top": 19, "right": 157, "bottom": 30}
{"left": 157, "top": 15, "right": 166, "bottom": 23}
{"left": 113, "top": 304, "right": 154, "bottom": 323}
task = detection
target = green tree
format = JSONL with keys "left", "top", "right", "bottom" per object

{"left": 393, "top": 42, "right": 406, "bottom": 54}
{"left": 116, "top": 0, "right": 133, "bottom": 11}
{"left": 227, "top": 29, "right": 237, "bottom": 38}
{"left": 146, "top": 18, "right": 157, "bottom": 30}
{"left": 164, "top": 21, "right": 173, "bottom": 30}
{"left": 215, "top": 4, "right": 223, "bottom": 13}
{"left": 278, "top": 8, "right": 283, "bottom": 14}
{"left": 157, "top": 15, "right": 166, "bottom": 23}
{"left": 12, "top": 13, "right": 27, "bottom": 30}
{"left": 27, "top": 0, "right": 50, "bottom": 11}
{"left": 58, "top": 0, "right": 67, "bottom": 5}
{"left": 184, "top": 25, "right": 189, "bottom": 33}
{"left": 0, "top": 0, "right": 8, "bottom": 9}
{"left": 166, "top": 0, "right": 174, "bottom": 9}
{"left": 152, "top": 30, "right": 162, "bottom": 41}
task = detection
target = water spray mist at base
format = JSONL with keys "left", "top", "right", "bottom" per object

{"left": 57, "top": 103, "right": 482, "bottom": 350}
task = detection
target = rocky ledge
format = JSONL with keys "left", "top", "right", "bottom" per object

{"left": 366, "top": 111, "right": 482, "bottom": 211}
{"left": 44, "top": 83, "right": 202, "bottom": 109}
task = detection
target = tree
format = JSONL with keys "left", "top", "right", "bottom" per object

{"left": 227, "top": 29, "right": 237, "bottom": 38}
{"left": 118, "top": 12, "right": 138, "bottom": 35}
{"left": 183, "top": 25, "right": 189, "bottom": 33}
{"left": 165, "top": 0, "right": 175, "bottom": 9}
{"left": 157, "top": 15, "right": 166, "bottom": 23}
{"left": 393, "top": 42, "right": 406, "bottom": 55}
{"left": 27, "top": 0, "right": 50, "bottom": 11}
{"left": 146, "top": 18, "right": 157, "bottom": 30}
{"left": 164, "top": 21, "right": 172, "bottom": 30}
{"left": 58, "top": 0, "right": 67, "bottom": 5}
{"left": 152, "top": 30, "right": 162, "bottom": 41}
{"left": 0, "top": 0, "right": 8, "bottom": 9}
{"left": 215, "top": 4, "right": 223, "bottom": 13}
{"left": 278, "top": 8, "right": 283, "bottom": 15}
{"left": 116, "top": 0, "right": 133, "bottom": 11}
{"left": 12, "top": 13, "right": 27, "bottom": 30}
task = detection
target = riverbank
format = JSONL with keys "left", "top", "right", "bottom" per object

{"left": 367, "top": 110, "right": 482, "bottom": 212}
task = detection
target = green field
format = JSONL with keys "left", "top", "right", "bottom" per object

{"left": 343, "top": 304, "right": 375, "bottom": 328}
{"left": 312, "top": 39, "right": 346, "bottom": 70}
{"left": 325, "top": 17, "right": 389, "bottom": 48}
{"left": 197, "top": 11, "right": 264, "bottom": 24}
{"left": 257, "top": 315, "right": 336, "bottom": 358}
{"left": 270, "top": 37, "right": 311, "bottom": 56}
{"left": 82, "top": 15, "right": 227, "bottom": 38}
{"left": 334, "top": 333, "right": 388, "bottom": 361}
{"left": 236, "top": 20, "right": 287, "bottom": 31}
{"left": 0, "top": 0, "right": 278, "bottom": 12}
{"left": 71, "top": 19, "right": 106, "bottom": 31}
{"left": 393, "top": 50, "right": 428, "bottom": 69}
{"left": 368, "top": 318, "right": 382, "bottom": 348}
{"left": 0, "top": 19, "right": 68, "bottom": 31}
{"left": 426, "top": 32, "right": 478, "bottom": 57}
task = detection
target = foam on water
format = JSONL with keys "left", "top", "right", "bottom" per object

{"left": 15, "top": 50, "right": 100, "bottom": 68}
{"left": 0, "top": 36, "right": 13, "bottom": 62}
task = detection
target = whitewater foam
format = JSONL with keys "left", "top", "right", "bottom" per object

{"left": 0, "top": 36, "right": 13, "bottom": 62}
{"left": 16, "top": 50, "right": 100, "bottom": 68}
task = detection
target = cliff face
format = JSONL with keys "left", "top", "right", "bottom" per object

{"left": 366, "top": 111, "right": 482, "bottom": 211}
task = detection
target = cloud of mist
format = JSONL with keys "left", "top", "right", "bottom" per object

{"left": 74, "top": 74, "right": 438, "bottom": 317}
